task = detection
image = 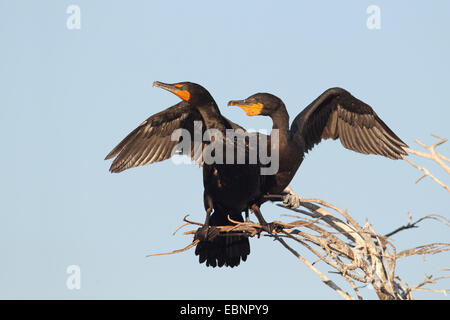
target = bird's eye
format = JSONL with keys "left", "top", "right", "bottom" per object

{"left": 182, "top": 85, "right": 187, "bottom": 90}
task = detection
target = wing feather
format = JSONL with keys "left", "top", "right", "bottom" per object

{"left": 105, "top": 102, "right": 248, "bottom": 173}
{"left": 105, "top": 101, "right": 205, "bottom": 173}
{"left": 290, "top": 87, "right": 408, "bottom": 159}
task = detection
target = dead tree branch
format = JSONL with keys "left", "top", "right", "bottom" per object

{"left": 147, "top": 135, "right": 449, "bottom": 300}
{"left": 384, "top": 212, "right": 450, "bottom": 238}
{"left": 147, "top": 201, "right": 449, "bottom": 300}
{"left": 404, "top": 134, "right": 450, "bottom": 192}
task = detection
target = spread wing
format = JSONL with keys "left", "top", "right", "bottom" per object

{"left": 105, "top": 102, "right": 250, "bottom": 173}
{"left": 105, "top": 101, "right": 206, "bottom": 173}
{"left": 290, "top": 87, "right": 408, "bottom": 159}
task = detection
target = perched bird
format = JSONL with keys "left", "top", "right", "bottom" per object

{"left": 228, "top": 87, "right": 408, "bottom": 203}
{"left": 105, "top": 81, "right": 269, "bottom": 268}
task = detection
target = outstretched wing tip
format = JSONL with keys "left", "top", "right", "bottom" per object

{"left": 104, "top": 153, "right": 114, "bottom": 161}
{"left": 107, "top": 162, "right": 119, "bottom": 173}
{"left": 104, "top": 101, "right": 206, "bottom": 173}
{"left": 397, "top": 145, "right": 409, "bottom": 158}
{"left": 291, "top": 88, "right": 409, "bottom": 162}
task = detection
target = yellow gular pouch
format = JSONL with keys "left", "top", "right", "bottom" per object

{"left": 238, "top": 103, "right": 264, "bottom": 116}
{"left": 175, "top": 90, "right": 191, "bottom": 102}
{"left": 171, "top": 84, "right": 191, "bottom": 101}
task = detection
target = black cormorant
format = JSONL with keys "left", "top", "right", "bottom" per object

{"left": 228, "top": 87, "right": 408, "bottom": 202}
{"left": 106, "top": 81, "right": 268, "bottom": 267}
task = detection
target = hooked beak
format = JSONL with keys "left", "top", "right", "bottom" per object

{"left": 228, "top": 99, "right": 263, "bottom": 116}
{"left": 153, "top": 81, "right": 190, "bottom": 101}
{"left": 227, "top": 99, "right": 244, "bottom": 107}
{"left": 153, "top": 81, "right": 182, "bottom": 94}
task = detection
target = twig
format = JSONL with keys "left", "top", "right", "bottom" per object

{"left": 396, "top": 243, "right": 450, "bottom": 259}
{"left": 385, "top": 213, "right": 450, "bottom": 238}
{"left": 406, "top": 274, "right": 450, "bottom": 297}
{"left": 404, "top": 157, "right": 450, "bottom": 192}
{"left": 404, "top": 134, "right": 450, "bottom": 192}
{"left": 274, "top": 235, "right": 355, "bottom": 300}
{"left": 172, "top": 215, "right": 196, "bottom": 235}
{"left": 147, "top": 135, "right": 449, "bottom": 300}
{"left": 404, "top": 134, "right": 450, "bottom": 174}
{"left": 146, "top": 240, "right": 200, "bottom": 257}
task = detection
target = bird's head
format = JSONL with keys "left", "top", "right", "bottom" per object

{"left": 153, "top": 81, "right": 213, "bottom": 105}
{"left": 228, "top": 93, "right": 284, "bottom": 116}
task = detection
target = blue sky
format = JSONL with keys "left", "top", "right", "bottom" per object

{"left": 0, "top": 0, "right": 449, "bottom": 299}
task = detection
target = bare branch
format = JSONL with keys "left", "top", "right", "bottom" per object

{"left": 274, "top": 235, "right": 355, "bottom": 300}
{"left": 147, "top": 135, "right": 449, "bottom": 300}
{"left": 146, "top": 239, "right": 200, "bottom": 257}
{"left": 396, "top": 243, "right": 450, "bottom": 259}
{"left": 385, "top": 213, "right": 450, "bottom": 238}
{"left": 405, "top": 273, "right": 450, "bottom": 297}
{"left": 403, "top": 157, "right": 450, "bottom": 192}
{"left": 404, "top": 134, "right": 450, "bottom": 191}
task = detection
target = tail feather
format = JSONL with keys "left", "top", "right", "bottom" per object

{"left": 195, "top": 209, "right": 250, "bottom": 268}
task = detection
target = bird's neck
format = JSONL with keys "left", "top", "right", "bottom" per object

{"left": 196, "top": 102, "right": 227, "bottom": 131}
{"left": 270, "top": 107, "right": 290, "bottom": 141}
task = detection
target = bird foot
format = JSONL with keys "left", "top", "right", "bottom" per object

{"left": 281, "top": 186, "right": 302, "bottom": 209}
{"left": 256, "top": 222, "right": 283, "bottom": 238}
{"left": 194, "top": 226, "right": 220, "bottom": 242}
{"left": 266, "top": 222, "right": 284, "bottom": 233}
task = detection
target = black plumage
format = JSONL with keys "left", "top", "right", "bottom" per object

{"left": 290, "top": 88, "right": 407, "bottom": 159}
{"left": 105, "top": 102, "right": 202, "bottom": 172}
{"left": 105, "top": 81, "right": 263, "bottom": 268}
{"left": 228, "top": 87, "right": 408, "bottom": 197}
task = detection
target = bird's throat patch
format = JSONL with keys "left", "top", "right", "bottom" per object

{"left": 237, "top": 103, "right": 264, "bottom": 116}
{"left": 175, "top": 90, "right": 191, "bottom": 101}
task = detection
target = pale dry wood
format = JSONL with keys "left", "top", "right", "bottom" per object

{"left": 396, "top": 243, "right": 450, "bottom": 259}
{"left": 146, "top": 239, "right": 200, "bottom": 257}
{"left": 404, "top": 134, "right": 450, "bottom": 174}
{"left": 385, "top": 213, "right": 450, "bottom": 238}
{"left": 404, "top": 274, "right": 450, "bottom": 297}
{"left": 404, "top": 157, "right": 450, "bottom": 192}
{"left": 275, "top": 235, "right": 355, "bottom": 300}
{"left": 404, "top": 134, "right": 450, "bottom": 192}
{"left": 149, "top": 198, "right": 448, "bottom": 300}
{"left": 146, "top": 135, "right": 449, "bottom": 299}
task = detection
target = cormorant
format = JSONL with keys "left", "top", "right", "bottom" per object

{"left": 105, "top": 81, "right": 269, "bottom": 268}
{"left": 228, "top": 87, "right": 408, "bottom": 200}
